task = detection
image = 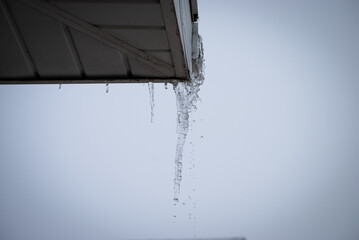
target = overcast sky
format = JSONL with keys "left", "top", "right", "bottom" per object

{"left": 1, "top": 0, "right": 359, "bottom": 240}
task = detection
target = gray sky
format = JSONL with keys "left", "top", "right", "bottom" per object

{"left": 1, "top": 0, "right": 359, "bottom": 240}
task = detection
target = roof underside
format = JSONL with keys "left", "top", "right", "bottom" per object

{"left": 0, "top": 0, "right": 198, "bottom": 84}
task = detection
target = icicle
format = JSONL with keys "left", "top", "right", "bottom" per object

{"left": 172, "top": 34, "right": 205, "bottom": 202}
{"left": 148, "top": 82, "right": 155, "bottom": 123}
{"left": 173, "top": 82, "right": 190, "bottom": 202}
{"left": 165, "top": 82, "right": 168, "bottom": 89}
{"left": 106, "top": 83, "right": 109, "bottom": 93}
{"left": 59, "top": 83, "right": 61, "bottom": 89}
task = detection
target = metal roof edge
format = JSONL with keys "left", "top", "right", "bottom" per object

{"left": 0, "top": 78, "right": 189, "bottom": 85}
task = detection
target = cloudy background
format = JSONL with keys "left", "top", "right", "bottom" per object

{"left": 1, "top": 0, "right": 359, "bottom": 240}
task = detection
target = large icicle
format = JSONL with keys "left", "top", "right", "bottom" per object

{"left": 173, "top": 83, "right": 190, "bottom": 202}
{"left": 173, "top": 34, "right": 205, "bottom": 202}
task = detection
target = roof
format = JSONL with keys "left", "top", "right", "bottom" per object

{"left": 0, "top": 0, "right": 198, "bottom": 84}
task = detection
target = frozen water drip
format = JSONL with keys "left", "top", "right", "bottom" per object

{"left": 148, "top": 82, "right": 155, "bottom": 123}
{"left": 172, "top": 34, "right": 204, "bottom": 202}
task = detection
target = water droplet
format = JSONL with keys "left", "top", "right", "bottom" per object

{"left": 59, "top": 83, "right": 61, "bottom": 89}
{"left": 106, "top": 83, "right": 109, "bottom": 93}
{"left": 164, "top": 82, "right": 168, "bottom": 89}
{"left": 200, "top": 136, "right": 204, "bottom": 139}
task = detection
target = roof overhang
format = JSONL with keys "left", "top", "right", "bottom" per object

{"left": 0, "top": 0, "right": 199, "bottom": 84}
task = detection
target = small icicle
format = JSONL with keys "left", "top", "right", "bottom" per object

{"left": 59, "top": 83, "right": 62, "bottom": 89}
{"left": 164, "top": 82, "right": 168, "bottom": 89}
{"left": 106, "top": 83, "right": 109, "bottom": 93}
{"left": 148, "top": 82, "right": 155, "bottom": 123}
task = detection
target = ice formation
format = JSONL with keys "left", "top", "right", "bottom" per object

{"left": 148, "top": 82, "right": 155, "bottom": 123}
{"left": 173, "top": 34, "right": 204, "bottom": 202}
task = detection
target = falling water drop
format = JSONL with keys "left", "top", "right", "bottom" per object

{"left": 106, "top": 83, "right": 109, "bottom": 93}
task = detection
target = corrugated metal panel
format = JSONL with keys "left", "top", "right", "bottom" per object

{"left": 69, "top": 28, "right": 129, "bottom": 78}
{"left": 0, "top": 2, "right": 33, "bottom": 78}
{"left": 0, "top": 0, "right": 198, "bottom": 84}
{"left": 105, "top": 28, "right": 169, "bottom": 50}
{"left": 8, "top": 0, "right": 81, "bottom": 78}
{"left": 51, "top": 0, "right": 165, "bottom": 26}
